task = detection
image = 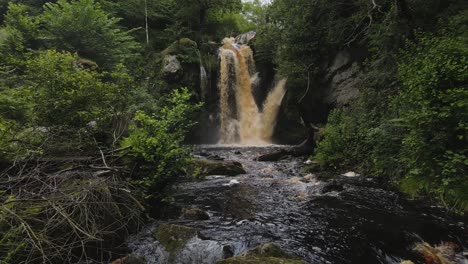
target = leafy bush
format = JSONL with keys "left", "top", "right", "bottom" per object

{"left": 27, "top": 50, "right": 130, "bottom": 128}
{"left": 123, "top": 88, "right": 202, "bottom": 200}
{"left": 396, "top": 31, "right": 468, "bottom": 211}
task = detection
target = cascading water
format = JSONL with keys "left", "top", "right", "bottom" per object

{"left": 218, "top": 36, "right": 287, "bottom": 145}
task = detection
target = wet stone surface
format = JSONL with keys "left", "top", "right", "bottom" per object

{"left": 127, "top": 145, "right": 467, "bottom": 264}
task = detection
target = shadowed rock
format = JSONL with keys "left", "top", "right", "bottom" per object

{"left": 181, "top": 208, "right": 210, "bottom": 220}
{"left": 195, "top": 159, "right": 246, "bottom": 176}
{"left": 217, "top": 243, "right": 306, "bottom": 264}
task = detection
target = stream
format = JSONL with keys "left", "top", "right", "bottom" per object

{"left": 127, "top": 145, "right": 467, "bottom": 264}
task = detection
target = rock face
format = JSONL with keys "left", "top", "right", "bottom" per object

{"left": 162, "top": 55, "right": 182, "bottom": 76}
{"left": 159, "top": 38, "right": 201, "bottom": 95}
{"left": 275, "top": 48, "right": 367, "bottom": 144}
{"left": 235, "top": 31, "right": 256, "bottom": 45}
{"left": 195, "top": 159, "right": 246, "bottom": 176}
{"left": 324, "top": 48, "right": 367, "bottom": 108}
{"left": 325, "top": 56, "right": 361, "bottom": 107}
{"left": 217, "top": 243, "right": 306, "bottom": 264}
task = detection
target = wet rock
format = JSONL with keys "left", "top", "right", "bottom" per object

{"left": 255, "top": 150, "right": 288, "bottom": 161}
{"left": 218, "top": 243, "right": 306, "bottom": 264}
{"left": 223, "top": 179, "right": 240, "bottom": 187}
{"left": 195, "top": 159, "right": 246, "bottom": 176}
{"left": 321, "top": 181, "right": 344, "bottom": 193}
{"left": 341, "top": 171, "right": 360, "bottom": 177}
{"left": 209, "top": 155, "right": 225, "bottom": 161}
{"left": 152, "top": 224, "right": 197, "bottom": 260}
{"left": 242, "top": 243, "right": 297, "bottom": 258}
{"left": 111, "top": 254, "right": 146, "bottom": 264}
{"left": 302, "top": 174, "right": 316, "bottom": 183}
{"left": 181, "top": 208, "right": 210, "bottom": 220}
{"left": 223, "top": 245, "right": 235, "bottom": 259}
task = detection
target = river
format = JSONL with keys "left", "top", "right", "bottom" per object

{"left": 127, "top": 145, "right": 466, "bottom": 264}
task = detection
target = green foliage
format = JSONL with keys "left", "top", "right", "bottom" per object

{"left": 123, "top": 88, "right": 202, "bottom": 199}
{"left": 396, "top": 29, "right": 468, "bottom": 211}
{"left": 27, "top": 50, "right": 129, "bottom": 129}
{"left": 41, "top": 0, "right": 140, "bottom": 67}
{"left": 0, "top": 3, "right": 38, "bottom": 67}
{"left": 315, "top": 13, "right": 468, "bottom": 212}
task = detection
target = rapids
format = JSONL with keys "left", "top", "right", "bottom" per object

{"left": 127, "top": 146, "right": 467, "bottom": 264}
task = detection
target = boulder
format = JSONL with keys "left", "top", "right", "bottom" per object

{"left": 255, "top": 150, "right": 288, "bottom": 161}
{"left": 241, "top": 243, "right": 297, "bottom": 259}
{"left": 162, "top": 55, "right": 182, "bottom": 76}
{"left": 195, "top": 159, "right": 246, "bottom": 176}
{"left": 152, "top": 224, "right": 197, "bottom": 259}
{"left": 217, "top": 243, "right": 306, "bottom": 264}
{"left": 181, "top": 208, "right": 210, "bottom": 220}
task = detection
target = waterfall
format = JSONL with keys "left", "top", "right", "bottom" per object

{"left": 198, "top": 51, "right": 208, "bottom": 102}
{"left": 218, "top": 37, "right": 286, "bottom": 145}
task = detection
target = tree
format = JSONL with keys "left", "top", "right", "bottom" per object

{"left": 41, "top": 0, "right": 140, "bottom": 67}
{"left": 174, "top": 0, "right": 242, "bottom": 38}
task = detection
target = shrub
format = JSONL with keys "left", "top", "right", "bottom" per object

{"left": 123, "top": 87, "right": 202, "bottom": 200}
{"left": 396, "top": 31, "right": 468, "bottom": 211}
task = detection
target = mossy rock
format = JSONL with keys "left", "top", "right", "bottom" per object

{"left": 241, "top": 243, "right": 296, "bottom": 259}
{"left": 194, "top": 159, "right": 246, "bottom": 176}
{"left": 181, "top": 208, "right": 210, "bottom": 220}
{"left": 152, "top": 224, "right": 197, "bottom": 259}
{"left": 161, "top": 38, "right": 199, "bottom": 64}
{"left": 217, "top": 243, "right": 306, "bottom": 264}
{"left": 217, "top": 257, "right": 305, "bottom": 264}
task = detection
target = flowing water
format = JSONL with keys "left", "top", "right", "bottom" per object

{"left": 218, "top": 38, "right": 287, "bottom": 145}
{"left": 127, "top": 146, "right": 467, "bottom": 264}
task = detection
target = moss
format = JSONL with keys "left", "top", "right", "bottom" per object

{"left": 161, "top": 38, "right": 199, "bottom": 64}
{"left": 152, "top": 224, "right": 197, "bottom": 260}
